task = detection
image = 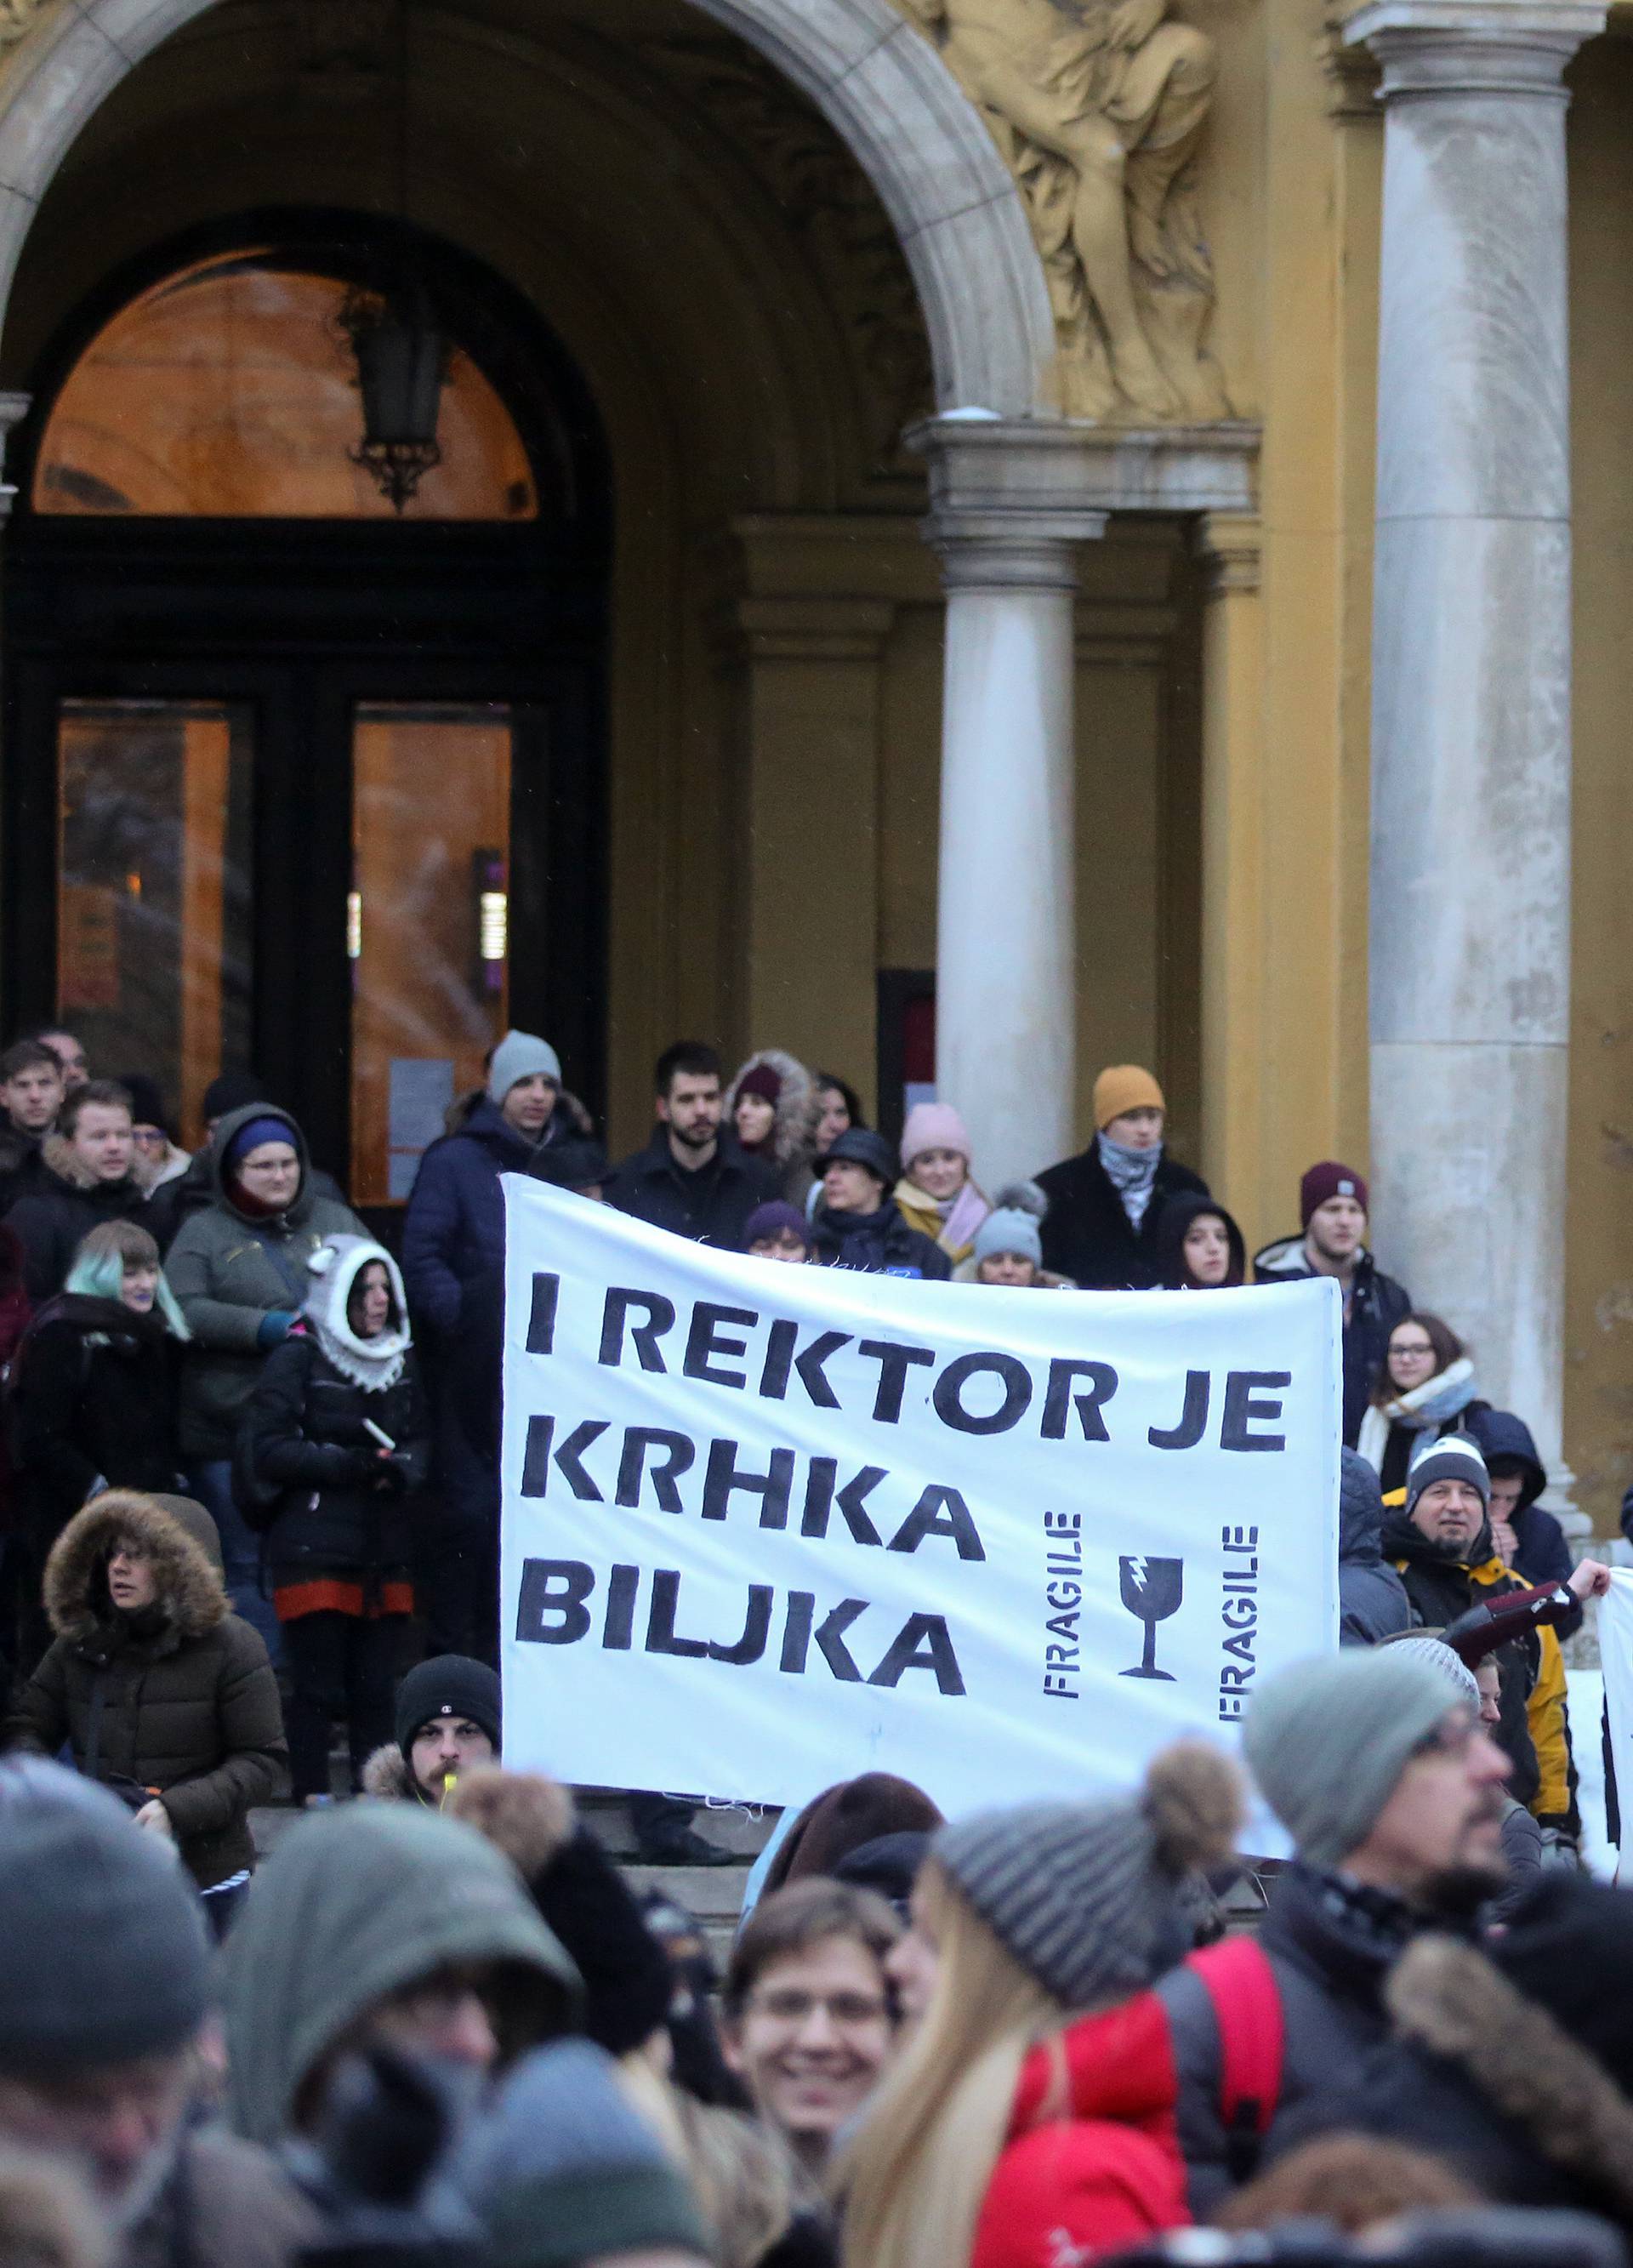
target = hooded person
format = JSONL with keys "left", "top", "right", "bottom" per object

{"left": 362, "top": 1652, "right": 504, "bottom": 1806}
{"left": 725, "top": 1052, "right": 820, "bottom": 1205}
{"left": 1276, "top": 1873, "right": 1633, "bottom": 2234}
{"left": 1033, "top": 1067, "right": 1209, "bottom": 1291}
{"left": 164, "top": 1104, "right": 364, "bottom": 1657}
{"left": 221, "top": 1803, "right": 580, "bottom": 2153}
{"left": 1465, "top": 1407, "right": 1573, "bottom": 1586}
{"left": 1337, "top": 1448, "right": 1412, "bottom": 1645}
{"left": 1381, "top": 1432, "right": 1573, "bottom": 1832}
{"left": 1152, "top": 1194, "right": 1246, "bottom": 1291}
{"left": 839, "top": 1743, "right": 1242, "bottom": 2268}
{"left": 892, "top": 1103, "right": 990, "bottom": 1266}
{"left": 142, "top": 1074, "right": 350, "bottom": 1256}
{"left": 1156, "top": 1648, "right": 1511, "bottom": 2214}
{"left": 810, "top": 1130, "right": 949, "bottom": 1279}
{"left": 0, "top": 1490, "right": 287, "bottom": 1890}
{"left": 8, "top": 1219, "right": 190, "bottom": 1674}
{"left": 0, "top": 1759, "right": 320, "bottom": 2268}
{"left": 236, "top": 1237, "right": 430, "bottom": 1804}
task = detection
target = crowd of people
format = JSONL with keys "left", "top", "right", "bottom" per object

{"left": 0, "top": 1023, "right": 1630, "bottom": 2268}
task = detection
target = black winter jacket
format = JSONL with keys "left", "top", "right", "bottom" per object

{"left": 1253, "top": 1238, "right": 1412, "bottom": 1446}
{"left": 605, "top": 1130, "right": 777, "bottom": 1250}
{"left": 3, "top": 1141, "right": 151, "bottom": 1304}
{"left": 239, "top": 1336, "right": 430, "bottom": 1586}
{"left": 9, "top": 1295, "right": 184, "bottom": 1541}
{"left": 1033, "top": 1143, "right": 1209, "bottom": 1291}
{"left": 1337, "top": 1448, "right": 1411, "bottom": 1644}
{"left": 1158, "top": 1863, "right": 1457, "bottom": 2215}
{"left": 811, "top": 1202, "right": 951, "bottom": 1279}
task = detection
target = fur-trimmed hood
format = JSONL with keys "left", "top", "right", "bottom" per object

{"left": 725, "top": 1050, "right": 817, "bottom": 1168}
{"left": 361, "top": 1742, "right": 423, "bottom": 1802}
{"left": 1385, "top": 1934, "right": 1633, "bottom": 2220}
{"left": 43, "top": 1490, "right": 230, "bottom": 1650}
{"left": 447, "top": 1767, "right": 578, "bottom": 1878}
{"left": 38, "top": 1133, "right": 134, "bottom": 1196}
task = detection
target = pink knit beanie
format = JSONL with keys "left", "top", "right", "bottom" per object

{"left": 900, "top": 1101, "right": 972, "bottom": 1171}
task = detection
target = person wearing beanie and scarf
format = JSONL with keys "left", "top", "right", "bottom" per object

{"left": 893, "top": 1103, "right": 990, "bottom": 1267}
{"left": 1381, "top": 1431, "right": 1575, "bottom": 1837}
{"left": 0, "top": 1760, "right": 320, "bottom": 2267}
{"left": 838, "top": 1743, "right": 1242, "bottom": 2268}
{"left": 1252, "top": 1161, "right": 1412, "bottom": 1447}
{"left": 1033, "top": 1067, "right": 1209, "bottom": 1291}
{"left": 236, "top": 1238, "right": 430, "bottom": 1804}
{"left": 1358, "top": 1313, "right": 1488, "bottom": 1492}
{"left": 726, "top": 1051, "right": 821, "bottom": 1205}
{"left": 1156, "top": 1648, "right": 1511, "bottom": 2215}
{"left": 165, "top": 1104, "right": 362, "bottom": 1658}
{"left": 1152, "top": 1194, "right": 1246, "bottom": 1291}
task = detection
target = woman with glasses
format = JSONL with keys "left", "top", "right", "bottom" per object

{"left": 1358, "top": 1312, "right": 1488, "bottom": 1494}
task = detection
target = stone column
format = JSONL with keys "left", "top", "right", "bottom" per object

{"left": 1347, "top": 0, "right": 1602, "bottom": 1515}
{"left": 928, "top": 516, "right": 1101, "bottom": 1194}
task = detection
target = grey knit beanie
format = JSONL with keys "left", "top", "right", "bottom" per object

{"left": 931, "top": 1743, "right": 1241, "bottom": 2010}
{"left": 488, "top": 1031, "right": 562, "bottom": 1105}
{"left": 974, "top": 1207, "right": 1043, "bottom": 1268}
{"left": 1405, "top": 1431, "right": 1490, "bottom": 1514}
{"left": 0, "top": 1760, "right": 211, "bottom": 2077}
{"left": 1245, "top": 1650, "right": 1471, "bottom": 1870}
{"left": 1381, "top": 1633, "right": 1482, "bottom": 1712}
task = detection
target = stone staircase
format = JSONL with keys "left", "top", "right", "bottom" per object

{"left": 250, "top": 1784, "right": 782, "bottom": 1967}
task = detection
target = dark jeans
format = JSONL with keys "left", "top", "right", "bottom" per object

{"left": 190, "top": 1459, "right": 283, "bottom": 1668}
{"left": 415, "top": 1524, "right": 498, "bottom": 1667}
{"left": 281, "top": 1609, "right": 407, "bottom": 1798}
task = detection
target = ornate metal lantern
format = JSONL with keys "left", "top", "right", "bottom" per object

{"left": 339, "top": 280, "right": 446, "bottom": 513}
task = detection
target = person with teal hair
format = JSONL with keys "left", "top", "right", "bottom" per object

{"left": 9, "top": 1219, "right": 190, "bottom": 1670}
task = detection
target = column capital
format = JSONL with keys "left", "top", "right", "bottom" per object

{"left": 1344, "top": 0, "right": 1606, "bottom": 95}
{"left": 1196, "top": 512, "right": 1262, "bottom": 598}
{"left": 925, "top": 513, "right": 1100, "bottom": 595}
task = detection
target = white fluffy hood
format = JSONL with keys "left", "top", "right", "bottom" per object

{"left": 302, "top": 1234, "right": 412, "bottom": 1389}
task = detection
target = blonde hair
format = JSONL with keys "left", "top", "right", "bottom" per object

{"left": 835, "top": 1859, "right": 1061, "bottom": 2268}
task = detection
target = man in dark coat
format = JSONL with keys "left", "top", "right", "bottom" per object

{"left": 401, "top": 1031, "right": 583, "bottom": 1665}
{"left": 605, "top": 1041, "right": 777, "bottom": 1250}
{"left": 1337, "top": 1447, "right": 1411, "bottom": 1644}
{"left": 1253, "top": 1160, "right": 1411, "bottom": 1446}
{"left": 3, "top": 1080, "right": 149, "bottom": 1304}
{"left": 811, "top": 1128, "right": 950, "bottom": 1278}
{"left": 0, "top": 1038, "right": 64, "bottom": 1214}
{"left": 1465, "top": 1406, "right": 1573, "bottom": 1586}
{"left": 1158, "top": 1648, "right": 1511, "bottom": 2215}
{"left": 1034, "top": 1065, "right": 1208, "bottom": 1291}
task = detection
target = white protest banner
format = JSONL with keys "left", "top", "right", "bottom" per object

{"left": 500, "top": 1178, "right": 1341, "bottom": 1815}
{"left": 1597, "top": 1572, "right": 1633, "bottom": 1879}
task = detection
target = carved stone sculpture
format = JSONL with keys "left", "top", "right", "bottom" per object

{"left": 896, "top": 0, "right": 1230, "bottom": 422}
{"left": 0, "top": 0, "right": 47, "bottom": 52}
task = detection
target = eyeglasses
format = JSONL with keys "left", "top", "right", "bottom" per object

{"left": 1408, "top": 1712, "right": 1479, "bottom": 1760}
{"left": 1391, "top": 1341, "right": 1435, "bottom": 1359}
{"left": 747, "top": 1989, "right": 890, "bottom": 2029}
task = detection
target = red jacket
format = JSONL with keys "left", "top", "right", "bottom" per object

{"left": 972, "top": 1992, "right": 1191, "bottom": 2268}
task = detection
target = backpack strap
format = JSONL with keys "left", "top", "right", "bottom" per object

{"left": 1185, "top": 1936, "right": 1285, "bottom": 2184}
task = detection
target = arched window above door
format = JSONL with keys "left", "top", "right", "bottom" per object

{"left": 32, "top": 252, "right": 538, "bottom": 521}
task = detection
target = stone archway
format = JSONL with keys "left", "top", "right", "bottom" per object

{"left": 0, "top": 0, "right": 1055, "bottom": 413}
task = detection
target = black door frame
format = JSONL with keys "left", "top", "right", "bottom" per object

{"left": 2, "top": 214, "right": 611, "bottom": 1185}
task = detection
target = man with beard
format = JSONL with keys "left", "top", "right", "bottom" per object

{"left": 361, "top": 1654, "right": 501, "bottom": 1805}
{"left": 1157, "top": 1648, "right": 1511, "bottom": 2214}
{"left": 605, "top": 1043, "right": 777, "bottom": 1251}
{"left": 1382, "top": 1433, "right": 1573, "bottom": 1838}
{"left": 0, "top": 1759, "right": 316, "bottom": 2268}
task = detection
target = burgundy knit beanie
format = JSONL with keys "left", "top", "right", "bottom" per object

{"left": 1300, "top": 1160, "right": 1368, "bottom": 1229}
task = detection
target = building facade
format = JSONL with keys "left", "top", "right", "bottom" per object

{"left": 0, "top": 0, "right": 1626, "bottom": 1524}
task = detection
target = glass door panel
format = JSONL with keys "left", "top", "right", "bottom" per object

{"left": 350, "top": 703, "right": 513, "bottom": 1205}
{"left": 57, "top": 699, "right": 253, "bottom": 1147}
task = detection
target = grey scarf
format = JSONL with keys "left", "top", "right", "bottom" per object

{"left": 1097, "top": 1131, "right": 1162, "bottom": 1230}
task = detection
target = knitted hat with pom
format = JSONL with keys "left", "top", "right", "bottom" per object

{"left": 932, "top": 1743, "right": 1242, "bottom": 2009}
{"left": 973, "top": 1181, "right": 1047, "bottom": 1268}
